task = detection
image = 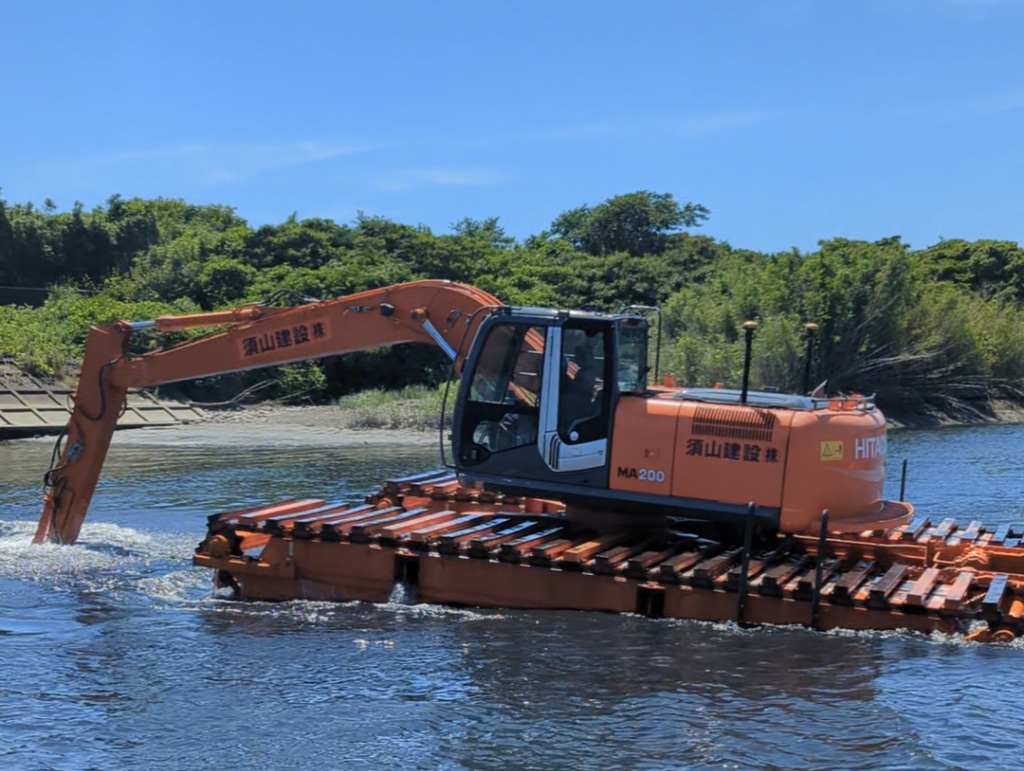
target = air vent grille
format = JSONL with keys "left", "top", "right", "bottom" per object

{"left": 691, "top": 406, "right": 776, "bottom": 443}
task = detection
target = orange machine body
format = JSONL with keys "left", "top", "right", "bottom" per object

{"left": 608, "top": 389, "right": 901, "bottom": 534}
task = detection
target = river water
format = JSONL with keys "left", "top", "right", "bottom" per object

{"left": 1, "top": 423, "right": 1023, "bottom": 770}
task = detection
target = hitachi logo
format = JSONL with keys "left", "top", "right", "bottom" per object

{"left": 855, "top": 435, "right": 886, "bottom": 460}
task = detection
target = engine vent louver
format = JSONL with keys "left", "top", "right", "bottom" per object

{"left": 691, "top": 406, "right": 776, "bottom": 443}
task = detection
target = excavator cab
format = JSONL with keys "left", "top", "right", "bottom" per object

{"left": 452, "top": 308, "right": 649, "bottom": 499}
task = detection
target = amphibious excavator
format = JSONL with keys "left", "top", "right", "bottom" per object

{"left": 32, "top": 280, "right": 1024, "bottom": 642}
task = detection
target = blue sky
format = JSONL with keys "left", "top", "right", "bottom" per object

{"left": 1, "top": 0, "right": 1022, "bottom": 253}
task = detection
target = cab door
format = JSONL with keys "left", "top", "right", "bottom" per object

{"left": 537, "top": 322, "right": 613, "bottom": 472}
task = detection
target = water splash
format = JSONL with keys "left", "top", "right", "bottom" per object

{"left": 0, "top": 520, "right": 140, "bottom": 581}
{"left": 0, "top": 518, "right": 197, "bottom": 598}
{"left": 135, "top": 570, "right": 211, "bottom": 606}
{"left": 386, "top": 580, "right": 418, "bottom": 606}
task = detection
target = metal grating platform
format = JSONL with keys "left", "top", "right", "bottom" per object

{"left": 0, "top": 373, "right": 204, "bottom": 438}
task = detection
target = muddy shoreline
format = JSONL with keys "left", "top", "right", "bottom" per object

{"left": 105, "top": 404, "right": 439, "bottom": 448}
{"left": 200, "top": 399, "right": 1024, "bottom": 435}
{"left": 4, "top": 393, "right": 1024, "bottom": 449}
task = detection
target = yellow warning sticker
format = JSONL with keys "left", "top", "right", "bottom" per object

{"left": 820, "top": 441, "right": 844, "bottom": 461}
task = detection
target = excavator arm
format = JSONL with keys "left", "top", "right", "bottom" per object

{"left": 33, "top": 279, "right": 501, "bottom": 545}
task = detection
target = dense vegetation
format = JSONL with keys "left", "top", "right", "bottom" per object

{"left": 1, "top": 191, "right": 1022, "bottom": 422}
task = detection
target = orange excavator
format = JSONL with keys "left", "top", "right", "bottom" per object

{"left": 32, "top": 280, "right": 1024, "bottom": 642}
{"left": 34, "top": 279, "right": 906, "bottom": 545}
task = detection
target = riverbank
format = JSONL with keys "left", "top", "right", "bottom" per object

{"left": 4, "top": 367, "right": 1024, "bottom": 445}
{"left": 21, "top": 393, "right": 1014, "bottom": 456}
{"left": 204, "top": 385, "right": 447, "bottom": 433}
{"left": 91, "top": 404, "right": 438, "bottom": 450}
{"left": 196, "top": 403, "right": 438, "bottom": 446}
{"left": 204, "top": 393, "right": 1024, "bottom": 435}
{"left": 885, "top": 399, "right": 1024, "bottom": 430}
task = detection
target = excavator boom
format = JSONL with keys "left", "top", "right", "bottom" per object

{"left": 33, "top": 280, "right": 501, "bottom": 544}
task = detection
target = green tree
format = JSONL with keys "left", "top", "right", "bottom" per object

{"left": 550, "top": 191, "right": 709, "bottom": 256}
{"left": 1, "top": 189, "right": 1021, "bottom": 422}
{"left": 198, "top": 257, "right": 258, "bottom": 306}
{"left": 450, "top": 216, "right": 515, "bottom": 249}
{"left": 919, "top": 239, "right": 1024, "bottom": 301}
{"left": 0, "top": 195, "right": 17, "bottom": 286}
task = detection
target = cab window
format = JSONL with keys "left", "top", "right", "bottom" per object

{"left": 462, "top": 323, "right": 546, "bottom": 457}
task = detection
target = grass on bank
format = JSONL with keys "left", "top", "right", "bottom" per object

{"left": 333, "top": 385, "right": 451, "bottom": 431}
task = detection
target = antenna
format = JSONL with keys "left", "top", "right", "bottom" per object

{"left": 740, "top": 321, "right": 757, "bottom": 405}
{"left": 802, "top": 323, "right": 819, "bottom": 394}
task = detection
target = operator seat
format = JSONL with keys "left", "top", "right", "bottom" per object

{"left": 560, "top": 344, "right": 601, "bottom": 441}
